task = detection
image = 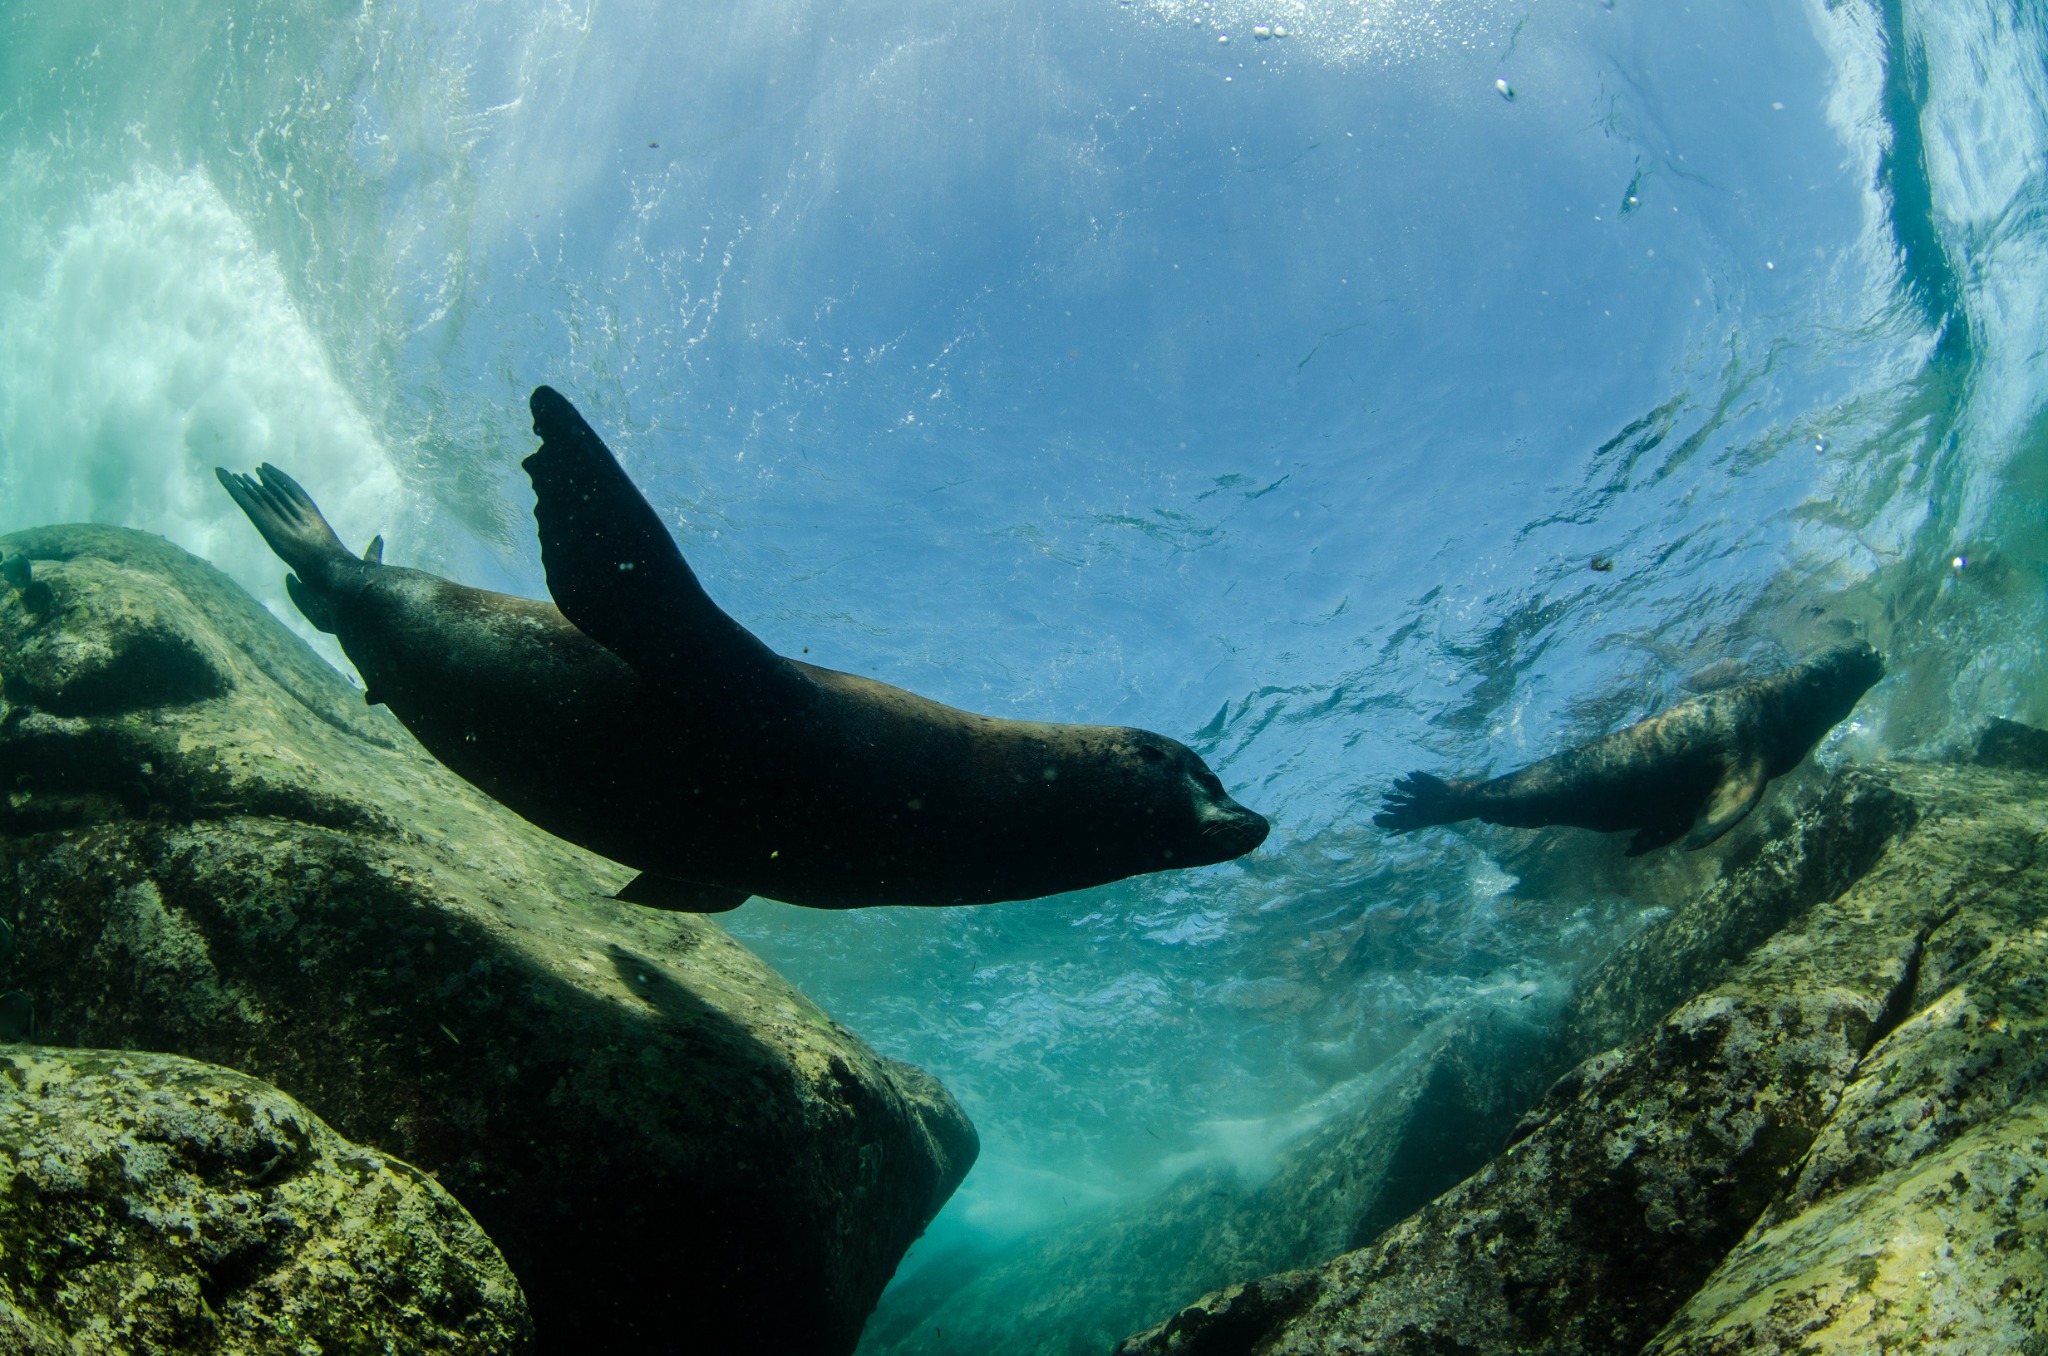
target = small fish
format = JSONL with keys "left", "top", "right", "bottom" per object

{"left": 1590, "top": 555, "right": 1615, "bottom": 572}
{"left": 0, "top": 555, "right": 28, "bottom": 591}
{"left": 1496, "top": 77, "right": 1515, "bottom": 101}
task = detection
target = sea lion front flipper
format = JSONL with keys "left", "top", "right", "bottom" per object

{"left": 616, "top": 873, "right": 751, "bottom": 914}
{"left": 523, "top": 386, "right": 801, "bottom": 703}
{"left": 1681, "top": 755, "right": 1770, "bottom": 850}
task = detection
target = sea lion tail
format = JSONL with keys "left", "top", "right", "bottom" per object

{"left": 1374, "top": 771, "right": 1474, "bottom": 832}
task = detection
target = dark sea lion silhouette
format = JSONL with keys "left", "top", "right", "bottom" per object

{"left": 218, "top": 387, "right": 1267, "bottom": 911}
{"left": 1375, "top": 643, "right": 1882, "bottom": 855}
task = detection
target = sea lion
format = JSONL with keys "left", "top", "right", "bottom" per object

{"left": 1375, "top": 642, "right": 1882, "bottom": 855}
{"left": 217, "top": 387, "right": 1267, "bottom": 911}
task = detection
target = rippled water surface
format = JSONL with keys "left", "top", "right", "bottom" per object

{"left": 5, "top": 0, "right": 2045, "bottom": 1344}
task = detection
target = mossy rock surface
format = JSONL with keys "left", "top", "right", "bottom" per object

{"left": 0, "top": 1045, "right": 530, "bottom": 1354}
{"left": 1120, "top": 758, "right": 2048, "bottom": 1355}
{"left": 0, "top": 525, "right": 977, "bottom": 1354}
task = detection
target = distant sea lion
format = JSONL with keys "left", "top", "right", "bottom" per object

{"left": 1375, "top": 643, "right": 1883, "bottom": 855}
{"left": 218, "top": 387, "right": 1267, "bottom": 912}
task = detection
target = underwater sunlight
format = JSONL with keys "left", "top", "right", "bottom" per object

{"left": 3, "top": 0, "right": 2046, "bottom": 1351}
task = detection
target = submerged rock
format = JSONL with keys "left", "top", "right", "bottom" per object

{"left": 0, "top": 1046, "right": 530, "bottom": 1353}
{"left": 0, "top": 525, "right": 976, "bottom": 1354}
{"left": 1119, "top": 757, "right": 2048, "bottom": 1354}
{"left": 861, "top": 768, "right": 1883, "bottom": 1355}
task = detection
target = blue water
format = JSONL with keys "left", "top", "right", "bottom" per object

{"left": 5, "top": 0, "right": 2045, "bottom": 1344}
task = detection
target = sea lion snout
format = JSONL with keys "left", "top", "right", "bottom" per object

{"left": 1200, "top": 798, "right": 1270, "bottom": 857}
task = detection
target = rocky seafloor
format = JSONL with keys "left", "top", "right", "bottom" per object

{"left": 0, "top": 524, "right": 977, "bottom": 1354}
{"left": 867, "top": 734, "right": 2048, "bottom": 1353}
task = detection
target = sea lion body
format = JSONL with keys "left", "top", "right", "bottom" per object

{"left": 219, "top": 393, "right": 1268, "bottom": 911}
{"left": 1376, "top": 643, "right": 1883, "bottom": 855}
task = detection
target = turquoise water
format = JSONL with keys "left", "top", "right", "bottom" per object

{"left": 5, "top": 0, "right": 2045, "bottom": 1345}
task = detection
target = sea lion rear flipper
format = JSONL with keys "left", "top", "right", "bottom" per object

{"left": 215, "top": 465, "right": 354, "bottom": 582}
{"left": 1374, "top": 771, "right": 1473, "bottom": 832}
{"left": 1681, "top": 756, "right": 1769, "bottom": 850}
{"left": 616, "top": 873, "right": 751, "bottom": 914}
{"left": 523, "top": 386, "right": 802, "bottom": 703}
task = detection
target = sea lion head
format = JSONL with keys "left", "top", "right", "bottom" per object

{"left": 1115, "top": 729, "right": 1270, "bottom": 868}
{"left": 1805, "top": 640, "right": 1885, "bottom": 714}
{"left": 1779, "top": 640, "right": 1884, "bottom": 744}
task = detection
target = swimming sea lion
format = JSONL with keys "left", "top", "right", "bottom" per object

{"left": 217, "top": 387, "right": 1268, "bottom": 911}
{"left": 1375, "top": 642, "right": 1883, "bottom": 855}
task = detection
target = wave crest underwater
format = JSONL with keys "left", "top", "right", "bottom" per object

{"left": 5, "top": 0, "right": 2048, "bottom": 1348}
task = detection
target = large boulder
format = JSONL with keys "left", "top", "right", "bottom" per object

{"left": 1120, "top": 756, "right": 2048, "bottom": 1354}
{"left": 0, "top": 1046, "right": 530, "bottom": 1354}
{"left": 0, "top": 525, "right": 977, "bottom": 1354}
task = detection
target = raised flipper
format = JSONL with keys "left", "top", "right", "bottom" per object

{"left": 616, "top": 872, "right": 751, "bottom": 914}
{"left": 522, "top": 386, "right": 802, "bottom": 705}
{"left": 1681, "top": 755, "right": 1770, "bottom": 850}
{"left": 216, "top": 465, "right": 354, "bottom": 581}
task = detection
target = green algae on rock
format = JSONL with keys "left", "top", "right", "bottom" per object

{"left": 0, "top": 1045, "right": 531, "bottom": 1354}
{"left": 1120, "top": 757, "right": 2048, "bottom": 1355}
{"left": 0, "top": 525, "right": 976, "bottom": 1354}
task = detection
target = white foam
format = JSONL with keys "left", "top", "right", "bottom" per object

{"left": 0, "top": 168, "right": 400, "bottom": 662}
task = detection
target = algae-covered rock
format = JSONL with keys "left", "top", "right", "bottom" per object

{"left": 1643, "top": 757, "right": 2048, "bottom": 1354}
{"left": 867, "top": 770, "right": 1918, "bottom": 1356}
{"left": 0, "top": 1046, "right": 530, "bottom": 1354}
{"left": 0, "top": 525, "right": 977, "bottom": 1354}
{"left": 1121, "top": 758, "right": 2048, "bottom": 1355}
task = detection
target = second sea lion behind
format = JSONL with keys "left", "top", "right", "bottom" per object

{"left": 1375, "top": 642, "right": 1883, "bottom": 855}
{"left": 218, "top": 388, "right": 1269, "bottom": 911}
